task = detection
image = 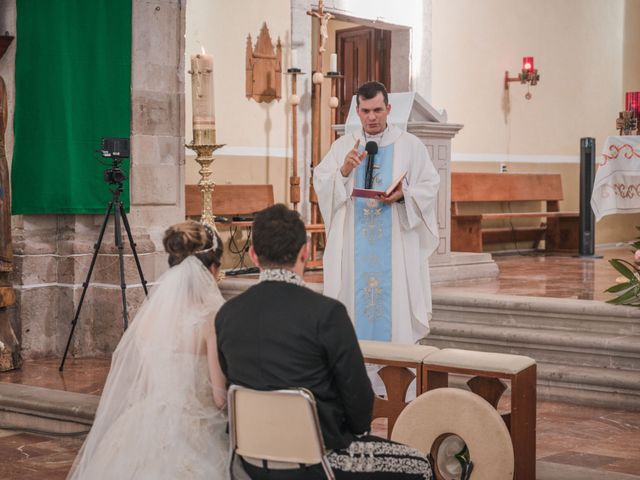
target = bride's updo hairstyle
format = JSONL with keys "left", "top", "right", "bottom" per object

{"left": 163, "top": 221, "right": 223, "bottom": 269}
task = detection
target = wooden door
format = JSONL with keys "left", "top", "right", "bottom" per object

{"left": 336, "top": 27, "right": 391, "bottom": 123}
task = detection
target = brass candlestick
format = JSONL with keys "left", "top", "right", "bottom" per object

{"left": 186, "top": 133, "right": 225, "bottom": 230}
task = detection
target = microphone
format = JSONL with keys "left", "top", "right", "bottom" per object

{"left": 364, "top": 141, "right": 378, "bottom": 189}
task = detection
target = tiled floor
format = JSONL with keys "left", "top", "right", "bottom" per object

{"left": 1, "top": 248, "right": 639, "bottom": 478}
{"left": 433, "top": 247, "right": 635, "bottom": 301}
{"left": 0, "top": 430, "right": 84, "bottom": 480}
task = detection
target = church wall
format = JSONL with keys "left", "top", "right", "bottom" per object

{"left": 432, "top": 0, "right": 640, "bottom": 246}
{"left": 623, "top": 0, "right": 640, "bottom": 94}
{"left": 5, "top": 1, "right": 186, "bottom": 359}
{"left": 184, "top": 0, "right": 292, "bottom": 206}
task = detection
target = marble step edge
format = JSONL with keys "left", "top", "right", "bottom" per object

{"left": 432, "top": 289, "right": 640, "bottom": 320}
{"left": 536, "top": 362, "right": 640, "bottom": 391}
{"left": 537, "top": 383, "right": 640, "bottom": 412}
{"left": 0, "top": 382, "right": 98, "bottom": 424}
{"left": 431, "top": 309, "right": 639, "bottom": 336}
{"left": 429, "top": 322, "right": 640, "bottom": 355}
{"left": 432, "top": 301, "right": 639, "bottom": 334}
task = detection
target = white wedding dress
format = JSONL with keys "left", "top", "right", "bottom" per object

{"left": 68, "top": 256, "right": 230, "bottom": 479}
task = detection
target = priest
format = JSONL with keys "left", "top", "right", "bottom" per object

{"left": 314, "top": 81, "right": 440, "bottom": 344}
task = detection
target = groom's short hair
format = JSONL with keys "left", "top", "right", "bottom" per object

{"left": 252, "top": 204, "right": 307, "bottom": 268}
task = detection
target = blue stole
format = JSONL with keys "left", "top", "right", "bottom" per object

{"left": 353, "top": 144, "right": 394, "bottom": 341}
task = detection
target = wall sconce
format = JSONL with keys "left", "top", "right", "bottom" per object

{"left": 504, "top": 56, "right": 540, "bottom": 100}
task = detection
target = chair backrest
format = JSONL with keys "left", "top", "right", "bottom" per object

{"left": 228, "top": 385, "right": 331, "bottom": 467}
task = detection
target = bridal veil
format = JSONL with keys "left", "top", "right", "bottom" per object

{"left": 68, "top": 256, "right": 229, "bottom": 479}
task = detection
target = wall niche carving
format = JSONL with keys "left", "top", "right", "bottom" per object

{"left": 245, "top": 22, "right": 282, "bottom": 103}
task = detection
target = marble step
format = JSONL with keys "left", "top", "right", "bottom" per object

{"left": 432, "top": 290, "right": 640, "bottom": 335}
{"left": 428, "top": 291, "right": 640, "bottom": 410}
{"left": 428, "top": 322, "right": 640, "bottom": 370}
{"left": 0, "top": 382, "right": 98, "bottom": 435}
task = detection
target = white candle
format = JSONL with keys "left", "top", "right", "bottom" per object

{"left": 329, "top": 53, "right": 337, "bottom": 73}
{"left": 291, "top": 49, "right": 299, "bottom": 70}
{"left": 190, "top": 52, "right": 216, "bottom": 143}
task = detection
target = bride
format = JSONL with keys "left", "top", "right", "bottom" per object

{"left": 68, "top": 221, "right": 230, "bottom": 479}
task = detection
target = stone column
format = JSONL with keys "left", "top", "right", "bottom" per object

{"left": 0, "top": 0, "right": 18, "bottom": 370}
{"left": 8, "top": 1, "right": 186, "bottom": 359}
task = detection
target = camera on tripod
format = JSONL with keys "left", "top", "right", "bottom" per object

{"left": 100, "top": 137, "right": 130, "bottom": 185}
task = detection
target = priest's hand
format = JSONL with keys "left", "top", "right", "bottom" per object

{"left": 378, "top": 184, "right": 404, "bottom": 204}
{"left": 340, "top": 139, "right": 366, "bottom": 177}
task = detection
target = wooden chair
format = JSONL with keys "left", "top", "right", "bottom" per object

{"left": 421, "top": 349, "right": 536, "bottom": 480}
{"left": 227, "top": 385, "right": 335, "bottom": 480}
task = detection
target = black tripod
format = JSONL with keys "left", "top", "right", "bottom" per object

{"left": 60, "top": 159, "right": 148, "bottom": 371}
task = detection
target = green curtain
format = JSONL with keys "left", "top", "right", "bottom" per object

{"left": 12, "top": 0, "right": 131, "bottom": 214}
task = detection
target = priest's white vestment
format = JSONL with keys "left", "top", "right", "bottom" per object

{"left": 315, "top": 124, "right": 440, "bottom": 344}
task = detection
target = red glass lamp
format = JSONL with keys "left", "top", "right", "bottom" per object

{"left": 505, "top": 56, "right": 540, "bottom": 99}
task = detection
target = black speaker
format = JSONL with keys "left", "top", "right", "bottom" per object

{"left": 579, "top": 137, "right": 596, "bottom": 256}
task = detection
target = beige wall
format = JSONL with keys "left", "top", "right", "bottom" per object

{"left": 185, "top": 0, "right": 292, "bottom": 204}
{"left": 433, "top": 0, "right": 640, "bottom": 245}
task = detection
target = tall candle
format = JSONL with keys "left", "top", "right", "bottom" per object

{"left": 291, "top": 49, "right": 299, "bottom": 70}
{"left": 329, "top": 53, "right": 337, "bottom": 73}
{"left": 190, "top": 52, "right": 216, "bottom": 144}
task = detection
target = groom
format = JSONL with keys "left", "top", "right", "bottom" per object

{"left": 215, "top": 204, "right": 432, "bottom": 479}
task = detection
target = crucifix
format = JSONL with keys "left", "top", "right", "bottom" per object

{"left": 306, "top": 0, "right": 334, "bottom": 225}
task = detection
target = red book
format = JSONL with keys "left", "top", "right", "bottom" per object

{"left": 352, "top": 172, "right": 407, "bottom": 199}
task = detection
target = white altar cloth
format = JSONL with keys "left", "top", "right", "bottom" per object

{"left": 591, "top": 136, "right": 640, "bottom": 221}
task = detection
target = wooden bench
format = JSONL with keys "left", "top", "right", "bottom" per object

{"left": 185, "top": 184, "right": 325, "bottom": 267}
{"left": 451, "top": 172, "right": 579, "bottom": 253}
{"left": 185, "top": 184, "right": 274, "bottom": 221}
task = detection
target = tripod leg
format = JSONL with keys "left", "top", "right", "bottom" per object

{"left": 60, "top": 202, "right": 114, "bottom": 371}
{"left": 114, "top": 200, "right": 129, "bottom": 331}
{"left": 119, "top": 203, "right": 148, "bottom": 295}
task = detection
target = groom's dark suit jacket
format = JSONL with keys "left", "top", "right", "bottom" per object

{"left": 215, "top": 280, "right": 374, "bottom": 450}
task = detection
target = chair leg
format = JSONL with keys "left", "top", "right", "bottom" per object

{"left": 321, "top": 457, "right": 336, "bottom": 480}
{"left": 229, "top": 451, "right": 236, "bottom": 480}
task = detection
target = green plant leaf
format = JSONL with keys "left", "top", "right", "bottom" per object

{"left": 608, "top": 286, "right": 640, "bottom": 305}
{"left": 605, "top": 281, "right": 633, "bottom": 293}
{"left": 609, "top": 259, "right": 638, "bottom": 281}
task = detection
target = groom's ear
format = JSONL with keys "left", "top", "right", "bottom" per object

{"left": 249, "top": 245, "right": 261, "bottom": 268}
{"left": 298, "top": 242, "right": 309, "bottom": 265}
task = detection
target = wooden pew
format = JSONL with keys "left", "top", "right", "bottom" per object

{"left": 451, "top": 172, "right": 579, "bottom": 253}
{"left": 185, "top": 184, "right": 274, "bottom": 220}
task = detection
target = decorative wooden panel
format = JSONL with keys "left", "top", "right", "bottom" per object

{"left": 245, "top": 23, "right": 282, "bottom": 103}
